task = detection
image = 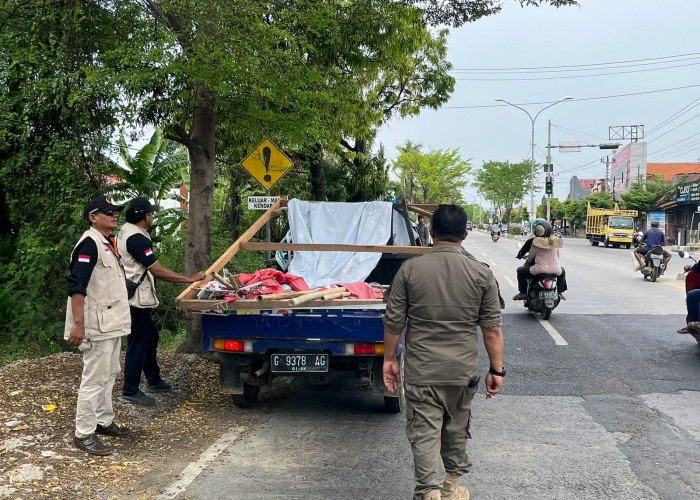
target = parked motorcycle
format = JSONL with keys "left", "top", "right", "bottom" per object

{"left": 677, "top": 251, "right": 700, "bottom": 347}
{"left": 639, "top": 245, "right": 665, "bottom": 282}
{"left": 516, "top": 243, "right": 560, "bottom": 319}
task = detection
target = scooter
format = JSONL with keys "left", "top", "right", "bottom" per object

{"left": 516, "top": 243, "right": 560, "bottom": 320}
{"left": 639, "top": 245, "right": 665, "bottom": 282}
{"left": 677, "top": 251, "right": 700, "bottom": 347}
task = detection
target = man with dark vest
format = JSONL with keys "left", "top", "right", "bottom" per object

{"left": 117, "top": 197, "right": 205, "bottom": 406}
{"left": 66, "top": 195, "right": 132, "bottom": 456}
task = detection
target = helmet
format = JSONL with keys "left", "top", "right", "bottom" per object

{"left": 533, "top": 219, "right": 553, "bottom": 237}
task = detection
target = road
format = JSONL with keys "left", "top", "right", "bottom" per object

{"left": 151, "top": 231, "right": 700, "bottom": 500}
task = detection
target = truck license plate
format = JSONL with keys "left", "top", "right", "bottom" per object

{"left": 271, "top": 354, "right": 329, "bottom": 373}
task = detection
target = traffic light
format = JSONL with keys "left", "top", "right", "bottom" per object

{"left": 545, "top": 179, "right": 553, "bottom": 195}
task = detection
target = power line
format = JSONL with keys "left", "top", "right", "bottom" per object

{"left": 453, "top": 61, "right": 700, "bottom": 81}
{"left": 451, "top": 55, "right": 700, "bottom": 74}
{"left": 444, "top": 83, "right": 700, "bottom": 109}
{"left": 646, "top": 98, "right": 700, "bottom": 136}
{"left": 647, "top": 112, "right": 700, "bottom": 143}
{"left": 551, "top": 124, "right": 607, "bottom": 142}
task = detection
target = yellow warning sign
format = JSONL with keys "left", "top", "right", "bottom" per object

{"left": 240, "top": 138, "right": 293, "bottom": 191}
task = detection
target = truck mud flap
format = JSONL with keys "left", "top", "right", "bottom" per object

{"left": 219, "top": 354, "right": 243, "bottom": 395}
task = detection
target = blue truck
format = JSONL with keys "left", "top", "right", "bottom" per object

{"left": 177, "top": 199, "right": 431, "bottom": 412}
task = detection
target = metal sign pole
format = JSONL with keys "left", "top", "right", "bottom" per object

{"left": 265, "top": 189, "right": 271, "bottom": 263}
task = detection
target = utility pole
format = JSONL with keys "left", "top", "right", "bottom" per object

{"left": 602, "top": 155, "right": 611, "bottom": 193}
{"left": 546, "top": 119, "right": 553, "bottom": 224}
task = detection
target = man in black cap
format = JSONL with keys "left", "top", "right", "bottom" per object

{"left": 117, "top": 197, "right": 206, "bottom": 406}
{"left": 65, "top": 195, "right": 132, "bottom": 456}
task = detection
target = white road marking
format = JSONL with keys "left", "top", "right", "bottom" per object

{"left": 155, "top": 426, "right": 247, "bottom": 499}
{"left": 538, "top": 318, "right": 569, "bottom": 346}
{"left": 502, "top": 275, "right": 516, "bottom": 288}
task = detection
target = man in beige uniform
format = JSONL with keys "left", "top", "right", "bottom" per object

{"left": 65, "top": 196, "right": 132, "bottom": 456}
{"left": 383, "top": 204, "right": 505, "bottom": 500}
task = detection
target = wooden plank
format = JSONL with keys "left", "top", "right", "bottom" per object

{"left": 289, "top": 287, "right": 347, "bottom": 306}
{"left": 240, "top": 242, "right": 431, "bottom": 254}
{"left": 178, "top": 298, "right": 384, "bottom": 311}
{"left": 176, "top": 197, "right": 285, "bottom": 305}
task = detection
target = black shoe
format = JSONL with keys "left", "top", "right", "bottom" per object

{"left": 96, "top": 422, "right": 131, "bottom": 437}
{"left": 119, "top": 391, "right": 156, "bottom": 406}
{"left": 145, "top": 380, "right": 172, "bottom": 393}
{"left": 73, "top": 434, "right": 112, "bottom": 456}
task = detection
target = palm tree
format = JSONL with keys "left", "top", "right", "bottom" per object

{"left": 107, "top": 128, "right": 189, "bottom": 210}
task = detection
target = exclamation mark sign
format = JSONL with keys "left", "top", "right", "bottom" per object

{"left": 263, "top": 147, "right": 272, "bottom": 183}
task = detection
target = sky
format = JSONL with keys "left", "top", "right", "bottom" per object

{"left": 375, "top": 0, "right": 700, "bottom": 207}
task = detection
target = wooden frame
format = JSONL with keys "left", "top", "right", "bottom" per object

{"left": 176, "top": 198, "right": 433, "bottom": 311}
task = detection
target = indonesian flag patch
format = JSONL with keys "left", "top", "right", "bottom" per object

{"left": 145, "top": 248, "right": 154, "bottom": 257}
{"left": 104, "top": 247, "right": 110, "bottom": 252}
{"left": 78, "top": 255, "right": 91, "bottom": 263}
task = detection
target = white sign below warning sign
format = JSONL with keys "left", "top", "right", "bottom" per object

{"left": 248, "top": 196, "right": 280, "bottom": 210}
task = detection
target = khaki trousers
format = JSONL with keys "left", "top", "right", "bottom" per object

{"left": 75, "top": 337, "right": 121, "bottom": 439}
{"left": 405, "top": 382, "right": 477, "bottom": 499}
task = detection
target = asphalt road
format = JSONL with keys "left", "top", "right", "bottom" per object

{"left": 153, "top": 231, "right": 700, "bottom": 500}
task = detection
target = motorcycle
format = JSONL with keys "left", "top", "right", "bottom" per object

{"left": 639, "top": 245, "right": 665, "bottom": 282}
{"left": 677, "top": 251, "right": 700, "bottom": 347}
{"left": 516, "top": 243, "right": 560, "bottom": 320}
{"left": 491, "top": 231, "right": 500, "bottom": 242}
{"left": 633, "top": 231, "right": 644, "bottom": 249}
{"left": 554, "top": 229, "right": 562, "bottom": 238}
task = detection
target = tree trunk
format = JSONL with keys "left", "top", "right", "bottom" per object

{"left": 178, "top": 87, "right": 216, "bottom": 354}
{"left": 308, "top": 144, "right": 325, "bottom": 201}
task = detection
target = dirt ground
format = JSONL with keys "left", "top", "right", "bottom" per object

{"left": 0, "top": 349, "right": 281, "bottom": 499}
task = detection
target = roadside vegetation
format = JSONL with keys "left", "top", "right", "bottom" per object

{"left": 0, "top": 0, "right": 578, "bottom": 363}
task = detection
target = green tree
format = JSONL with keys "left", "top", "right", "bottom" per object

{"left": 107, "top": 129, "right": 189, "bottom": 207}
{"left": 473, "top": 160, "right": 533, "bottom": 225}
{"left": 392, "top": 143, "right": 471, "bottom": 204}
{"left": 563, "top": 199, "right": 587, "bottom": 236}
{"left": 620, "top": 175, "right": 676, "bottom": 216}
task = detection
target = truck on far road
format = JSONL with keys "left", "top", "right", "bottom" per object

{"left": 586, "top": 202, "right": 638, "bottom": 248}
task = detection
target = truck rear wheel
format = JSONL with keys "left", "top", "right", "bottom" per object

{"left": 232, "top": 383, "right": 260, "bottom": 408}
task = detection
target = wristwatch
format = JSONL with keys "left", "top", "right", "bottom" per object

{"left": 489, "top": 366, "right": 506, "bottom": 377}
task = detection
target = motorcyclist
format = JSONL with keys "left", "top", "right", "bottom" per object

{"left": 633, "top": 221, "right": 671, "bottom": 271}
{"left": 491, "top": 221, "right": 501, "bottom": 236}
{"left": 513, "top": 219, "right": 568, "bottom": 301}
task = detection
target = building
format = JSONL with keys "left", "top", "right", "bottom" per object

{"left": 568, "top": 176, "right": 599, "bottom": 200}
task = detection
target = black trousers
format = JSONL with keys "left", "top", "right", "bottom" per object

{"left": 517, "top": 266, "right": 568, "bottom": 294}
{"left": 122, "top": 307, "right": 162, "bottom": 396}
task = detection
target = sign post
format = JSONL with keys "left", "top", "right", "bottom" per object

{"left": 240, "top": 139, "right": 293, "bottom": 262}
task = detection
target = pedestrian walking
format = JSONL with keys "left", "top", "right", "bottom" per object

{"left": 65, "top": 195, "right": 132, "bottom": 456}
{"left": 383, "top": 204, "right": 505, "bottom": 500}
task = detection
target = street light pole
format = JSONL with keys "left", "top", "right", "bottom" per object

{"left": 495, "top": 96, "right": 573, "bottom": 224}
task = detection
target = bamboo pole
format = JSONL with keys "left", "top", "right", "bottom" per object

{"left": 212, "top": 272, "right": 236, "bottom": 290}
{"left": 256, "top": 290, "right": 315, "bottom": 301}
{"left": 320, "top": 291, "right": 351, "bottom": 300}
{"left": 289, "top": 287, "right": 347, "bottom": 306}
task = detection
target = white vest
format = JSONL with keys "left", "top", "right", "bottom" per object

{"left": 64, "top": 227, "right": 131, "bottom": 342}
{"left": 117, "top": 222, "right": 159, "bottom": 309}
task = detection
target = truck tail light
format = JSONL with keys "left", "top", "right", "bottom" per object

{"left": 345, "top": 343, "right": 385, "bottom": 355}
{"left": 213, "top": 339, "right": 247, "bottom": 352}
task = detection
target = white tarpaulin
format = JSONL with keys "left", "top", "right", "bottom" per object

{"left": 286, "top": 199, "right": 393, "bottom": 288}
